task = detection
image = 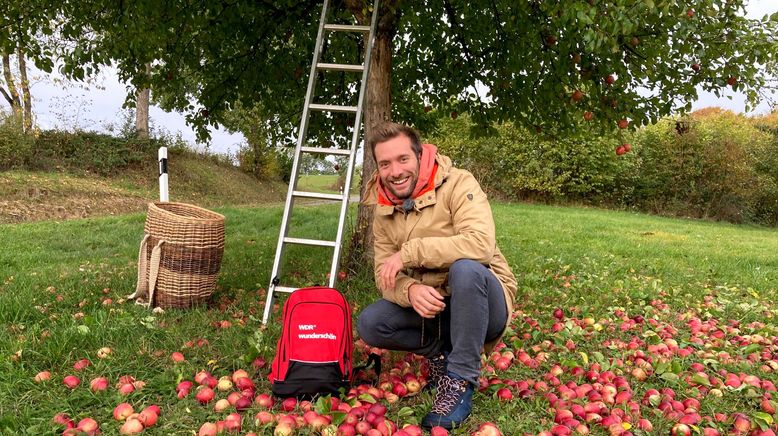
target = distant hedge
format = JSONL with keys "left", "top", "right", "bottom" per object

{"left": 0, "top": 116, "right": 234, "bottom": 176}
{"left": 431, "top": 109, "right": 778, "bottom": 226}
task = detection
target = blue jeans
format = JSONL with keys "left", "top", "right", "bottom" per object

{"left": 357, "top": 259, "right": 508, "bottom": 385}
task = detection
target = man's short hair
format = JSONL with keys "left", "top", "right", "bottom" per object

{"left": 367, "top": 122, "right": 422, "bottom": 161}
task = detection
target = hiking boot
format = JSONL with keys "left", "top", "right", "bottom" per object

{"left": 421, "top": 372, "right": 474, "bottom": 430}
{"left": 424, "top": 354, "right": 447, "bottom": 391}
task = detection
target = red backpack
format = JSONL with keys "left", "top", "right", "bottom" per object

{"left": 269, "top": 286, "right": 354, "bottom": 398}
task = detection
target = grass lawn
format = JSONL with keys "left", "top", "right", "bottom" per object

{"left": 297, "top": 174, "right": 361, "bottom": 196}
{"left": 0, "top": 202, "right": 776, "bottom": 435}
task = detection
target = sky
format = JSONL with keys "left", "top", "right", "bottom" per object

{"left": 27, "top": 0, "right": 777, "bottom": 157}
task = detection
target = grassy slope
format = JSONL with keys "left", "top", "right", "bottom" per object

{"left": 0, "top": 152, "right": 287, "bottom": 224}
{"left": 0, "top": 202, "right": 776, "bottom": 434}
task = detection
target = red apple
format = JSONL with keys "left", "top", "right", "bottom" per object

{"left": 615, "top": 146, "right": 626, "bottom": 156}
{"left": 194, "top": 370, "right": 211, "bottom": 385}
{"left": 496, "top": 388, "right": 513, "bottom": 401}
{"left": 90, "top": 376, "right": 109, "bottom": 392}
{"left": 73, "top": 359, "right": 91, "bottom": 371}
{"left": 355, "top": 421, "right": 372, "bottom": 435}
{"left": 76, "top": 417, "right": 99, "bottom": 434}
{"left": 617, "top": 119, "right": 629, "bottom": 129}
{"left": 605, "top": 75, "right": 615, "bottom": 85}
{"left": 195, "top": 387, "right": 215, "bottom": 404}
{"left": 727, "top": 76, "right": 738, "bottom": 86}
{"left": 255, "top": 393, "right": 274, "bottom": 408}
{"left": 137, "top": 409, "right": 158, "bottom": 427}
{"left": 451, "top": 111, "right": 458, "bottom": 119}
{"left": 671, "top": 423, "right": 691, "bottom": 436}
{"left": 114, "top": 403, "right": 135, "bottom": 421}
{"left": 430, "top": 426, "right": 449, "bottom": 436}
{"left": 235, "top": 395, "right": 253, "bottom": 411}
{"left": 63, "top": 375, "right": 81, "bottom": 389}
{"left": 571, "top": 90, "right": 584, "bottom": 102}
{"left": 199, "top": 422, "right": 218, "bottom": 436}
{"left": 583, "top": 111, "right": 594, "bottom": 121}
{"left": 281, "top": 397, "right": 297, "bottom": 412}
{"left": 254, "top": 410, "right": 274, "bottom": 425}
{"left": 692, "top": 63, "right": 701, "bottom": 72}
{"left": 214, "top": 398, "right": 231, "bottom": 412}
{"left": 171, "top": 352, "right": 185, "bottom": 362}
{"left": 118, "top": 383, "right": 136, "bottom": 395}
{"left": 34, "top": 371, "right": 51, "bottom": 383}
{"left": 252, "top": 357, "right": 267, "bottom": 369}
{"left": 232, "top": 369, "right": 250, "bottom": 382}
{"left": 53, "top": 413, "right": 73, "bottom": 427}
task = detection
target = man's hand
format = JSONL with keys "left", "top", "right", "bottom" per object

{"left": 377, "top": 251, "right": 404, "bottom": 292}
{"left": 408, "top": 284, "right": 446, "bottom": 318}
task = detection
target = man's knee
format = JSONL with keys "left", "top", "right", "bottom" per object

{"left": 357, "top": 302, "right": 390, "bottom": 345}
{"left": 449, "top": 259, "right": 489, "bottom": 283}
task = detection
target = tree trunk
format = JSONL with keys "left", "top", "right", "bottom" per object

{"left": 345, "top": 1, "right": 399, "bottom": 270}
{"left": 1, "top": 53, "right": 22, "bottom": 121}
{"left": 17, "top": 47, "right": 32, "bottom": 133}
{"left": 135, "top": 63, "right": 151, "bottom": 139}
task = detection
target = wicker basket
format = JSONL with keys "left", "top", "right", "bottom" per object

{"left": 129, "top": 202, "right": 225, "bottom": 309}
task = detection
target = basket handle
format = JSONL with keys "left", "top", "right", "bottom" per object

{"left": 127, "top": 235, "right": 150, "bottom": 301}
{"left": 128, "top": 235, "right": 164, "bottom": 308}
{"left": 146, "top": 240, "right": 164, "bottom": 308}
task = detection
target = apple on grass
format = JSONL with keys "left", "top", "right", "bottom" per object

{"left": 76, "top": 418, "right": 99, "bottom": 435}
{"left": 34, "top": 371, "right": 51, "bottom": 383}
{"left": 119, "top": 418, "right": 143, "bottom": 434}
{"left": 63, "top": 375, "right": 81, "bottom": 389}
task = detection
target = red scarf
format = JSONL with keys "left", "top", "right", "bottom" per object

{"left": 377, "top": 143, "right": 438, "bottom": 206}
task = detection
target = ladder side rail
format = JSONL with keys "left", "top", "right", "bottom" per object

{"left": 263, "top": 0, "right": 332, "bottom": 325}
{"left": 329, "top": 0, "right": 380, "bottom": 288}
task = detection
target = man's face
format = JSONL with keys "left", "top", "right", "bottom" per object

{"left": 374, "top": 134, "right": 419, "bottom": 199}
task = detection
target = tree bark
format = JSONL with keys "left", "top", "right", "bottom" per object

{"left": 17, "top": 47, "right": 32, "bottom": 133}
{"left": 2, "top": 53, "right": 22, "bottom": 121}
{"left": 345, "top": 1, "right": 400, "bottom": 270}
{"left": 135, "top": 63, "right": 151, "bottom": 139}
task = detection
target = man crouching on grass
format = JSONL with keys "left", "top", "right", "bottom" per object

{"left": 357, "top": 122, "right": 517, "bottom": 430}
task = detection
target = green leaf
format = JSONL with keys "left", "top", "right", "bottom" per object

{"left": 654, "top": 361, "right": 670, "bottom": 375}
{"left": 754, "top": 412, "right": 773, "bottom": 430}
{"left": 358, "top": 393, "right": 376, "bottom": 404}
{"left": 660, "top": 372, "right": 679, "bottom": 383}
{"left": 691, "top": 373, "right": 711, "bottom": 386}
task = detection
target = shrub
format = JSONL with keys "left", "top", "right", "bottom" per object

{"left": 627, "top": 108, "right": 774, "bottom": 224}
{"left": 30, "top": 130, "right": 157, "bottom": 174}
{"left": 429, "top": 115, "right": 627, "bottom": 203}
{"left": 0, "top": 112, "right": 34, "bottom": 169}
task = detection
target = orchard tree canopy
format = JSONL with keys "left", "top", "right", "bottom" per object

{"left": 6, "top": 0, "right": 776, "bottom": 259}
{"left": 15, "top": 0, "right": 774, "bottom": 140}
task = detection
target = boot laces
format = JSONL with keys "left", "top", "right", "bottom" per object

{"left": 430, "top": 374, "right": 468, "bottom": 415}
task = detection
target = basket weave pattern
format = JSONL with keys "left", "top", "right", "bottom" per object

{"left": 139, "top": 202, "right": 225, "bottom": 309}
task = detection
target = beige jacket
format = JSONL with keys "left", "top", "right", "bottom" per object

{"left": 364, "top": 152, "right": 517, "bottom": 350}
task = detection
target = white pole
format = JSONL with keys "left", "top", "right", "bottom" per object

{"left": 158, "top": 147, "right": 169, "bottom": 202}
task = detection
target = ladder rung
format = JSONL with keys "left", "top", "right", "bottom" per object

{"left": 273, "top": 285, "right": 298, "bottom": 294}
{"left": 309, "top": 103, "right": 358, "bottom": 113}
{"left": 283, "top": 237, "right": 337, "bottom": 248}
{"left": 300, "top": 146, "right": 351, "bottom": 156}
{"left": 317, "top": 62, "right": 364, "bottom": 72}
{"left": 293, "top": 191, "right": 343, "bottom": 201}
{"left": 323, "top": 24, "right": 371, "bottom": 33}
